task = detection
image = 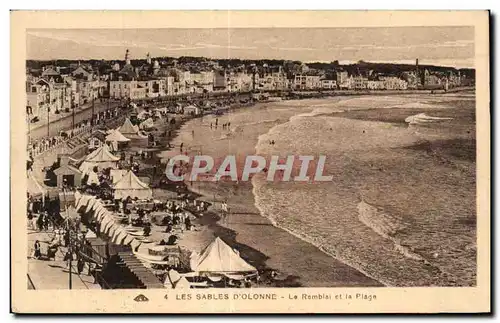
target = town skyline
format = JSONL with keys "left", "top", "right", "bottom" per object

{"left": 27, "top": 27, "right": 475, "bottom": 68}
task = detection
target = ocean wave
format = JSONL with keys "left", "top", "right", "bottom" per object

{"left": 251, "top": 176, "right": 388, "bottom": 286}
{"left": 405, "top": 113, "right": 454, "bottom": 125}
{"left": 390, "top": 102, "right": 452, "bottom": 110}
{"left": 357, "top": 200, "right": 424, "bottom": 262}
{"left": 247, "top": 97, "right": 472, "bottom": 286}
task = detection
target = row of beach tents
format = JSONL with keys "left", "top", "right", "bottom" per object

{"left": 78, "top": 144, "right": 153, "bottom": 200}
{"left": 74, "top": 192, "right": 145, "bottom": 251}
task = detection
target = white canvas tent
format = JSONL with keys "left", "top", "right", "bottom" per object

{"left": 112, "top": 170, "right": 152, "bottom": 200}
{"left": 139, "top": 118, "right": 155, "bottom": 130}
{"left": 27, "top": 174, "right": 46, "bottom": 201}
{"left": 85, "top": 171, "right": 100, "bottom": 185}
{"left": 74, "top": 194, "right": 143, "bottom": 250}
{"left": 119, "top": 118, "right": 140, "bottom": 135}
{"left": 174, "top": 276, "right": 191, "bottom": 289}
{"left": 79, "top": 145, "right": 120, "bottom": 175}
{"left": 105, "top": 129, "right": 130, "bottom": 151}
{"left": 191, "top": 237, "right": 257, "bottom": 274}
{"left": 110, "top": 169, "right": 128, "bottom": 184}
{"left": 184, "top": 105, "right": 201, "bottom": 115}
{"left": 105, "top": 129, "right": 130, "bottom": 143}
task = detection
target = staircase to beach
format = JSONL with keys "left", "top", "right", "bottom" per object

{"left": 114, "top": 252, "right": 164, "bottom": 289}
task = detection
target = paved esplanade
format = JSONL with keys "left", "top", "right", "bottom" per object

{"left": 28, "top": 99, "right": 122, "bottom": 140}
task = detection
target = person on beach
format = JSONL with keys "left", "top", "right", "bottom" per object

{"left": 77, "top": 257, "right": 85, "bottom": 275}
{"left": 162, "top": 215, "right": 172, "bottom": 226}
{"left": 210, "top": 123, "right": 212, "bottom": 129}
{"left": 185, "top": 217, "right": 192, "bottom": 231}
{"left": 43, "top": 215, "right": 50, "bottom": 231}
{"left": 143, "top": 222, "right": 151, "bottom": 236}
{"left": 180, "top": 142, "right": 183, "bottom": 152}
{"left": 36, "top": 213, "right": 43, "bottom": 231}
{"left": 173, "top": 215, "right": 180, "bottom": 225}
{"left": 33, "top": 240, "right": 42, "bottom": 259}
{"left": 64, "top": 230, "right": 70, "bottom": 247}
{"left": 27, "top": 211, "right": 34, "bottom": 230}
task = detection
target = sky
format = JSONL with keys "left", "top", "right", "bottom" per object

{"left": 26, "top": 27, "right": 475, "bottom": 68}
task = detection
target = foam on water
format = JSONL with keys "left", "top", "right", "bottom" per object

{"left": 251, "top": 96, "right": 476, "bottom": 286}
{"left": 171, "top": 95, "right": 476, "bottom": 286}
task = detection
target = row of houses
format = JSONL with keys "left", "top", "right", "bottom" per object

{"left": 26, "top": 65, "right": 108, "bottom": 120}
{"left": 26, "top": 50, "right": 471, "bottom": 121}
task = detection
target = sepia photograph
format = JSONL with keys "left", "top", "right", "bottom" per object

{"left": 11, "top": 10, "right": 490, "bottom": 314}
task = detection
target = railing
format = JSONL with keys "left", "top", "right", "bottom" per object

{"left": 28, "top": 109, "right": 130, "bottom": 158}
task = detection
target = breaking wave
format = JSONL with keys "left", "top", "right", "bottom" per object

{"left": 405, "top": 113, "right": 454, "bottom": 125}
{"left": 357, "top": 200, "right": 423, "bottom": 262}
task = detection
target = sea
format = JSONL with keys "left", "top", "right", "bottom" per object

{"left": 167, "top": 94, "right": 476, "bottom": 287}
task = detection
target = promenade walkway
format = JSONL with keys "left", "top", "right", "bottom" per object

{"left": 27, "top": 229, "right": 101, "bottom": 290}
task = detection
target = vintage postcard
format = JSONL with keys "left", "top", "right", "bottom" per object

{"left": 11, "top": 10, "right": 490, "bottom": 314}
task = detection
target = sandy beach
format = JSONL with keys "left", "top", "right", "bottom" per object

{"left": 135, "top": 101, "right": 381, "bottom": 287}
{"left": 162, "top": 98, "right": 386, "bottom": 287}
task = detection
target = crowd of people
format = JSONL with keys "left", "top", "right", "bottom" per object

{"left": 27, "top": 106, "right": 125, "bottom": 158}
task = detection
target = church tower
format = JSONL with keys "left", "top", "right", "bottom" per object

{"left": 125, "top": 49, "right": 131, "bottom": 65}
{"left": 146, "top": 52, "right": 152, "bottom": 65}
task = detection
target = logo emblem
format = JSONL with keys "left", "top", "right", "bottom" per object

{"left": 134, "top": 294, "right": 149, "bottom": 302}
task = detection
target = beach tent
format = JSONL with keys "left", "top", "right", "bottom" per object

{"left": 105, "top": 129, "right": 130, "bottom": 143}
{"left": 73, "top": 193, "right": 144, "bottom": 250}
{"left": 174, "top": 276, "right": 191, "bottom": 289}
{"left": 110, "top": 169, "right": 128, "bottom": 184}
{"left": 105, "top": 129, "right": 130, "bottom": 152}
{"left": 27, "top": 174, "right": 46, "bottom": 201}
{"left": 85, "top": 171, "right": 100, "bottom": 186}
{"left": 79, "top": 145, "right": 120, "bottom": 175}
{"left": 139, "top": 118, "right": 155, "bottom": 130}
{"left": 119, "top": 118, "right": 140, "bottom": 135}
{"left": 112, "top": 170, "right": 152, "bottom": 200}
{"left": 192, "top": 237, "right": 257, "bottom": 274}
{"left": 183, "top": 105, "right": 201, "bottom": 116}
